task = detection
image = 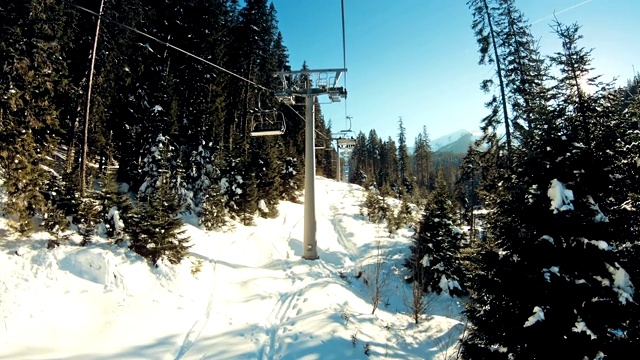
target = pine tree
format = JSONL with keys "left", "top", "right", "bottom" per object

{"left": 199, "top": 179, "right": 228, "bottom": 231}
{"left": 0, "top": 0, "right": 71, "bottom": 234}
{"left": 76, "top": 190, "right": 101, "bottom": 246}
{"left": 127, "top": 175, "right": 191, "bottom": 265}
{"left": 348, "top": 132, "right": 369, "bottom": 185}
{"left": 363, "top": 180, "right": 384, "bottom": 224}
{"left": 95, "top": 170, "right": 133, "bottom": 241}
{"left": 378, "top": 138, "right": 399, "bottom": 195}
{"left": 468, "top": 0, "right": 512, "bottom": 164}
{"left": 397, "top": 117, "right": 413, "bottom": 196}
{"left": 462, "top": 19, "right": 638, "bottom": 359}
{"left": 405, "top": 172, "right": 465, "bottom": 296}
{"left": 412, "top": 126, "right": 433, "bottom": 192}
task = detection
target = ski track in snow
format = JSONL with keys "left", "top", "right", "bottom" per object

{"left": 257, "top": 278, "right": 305, "bottom": 360}
{"left": 174, "top": 257, "right": 217, "bottom": 360}
{"left": 325, "top": 181, "right": 358, "bottom": 261}
{"left": 331, "top": 208, "right": 357, "bottom": 261}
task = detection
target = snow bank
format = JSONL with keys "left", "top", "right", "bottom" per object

{"left": 58, "top": 247, "right": 114, "bottom": 285}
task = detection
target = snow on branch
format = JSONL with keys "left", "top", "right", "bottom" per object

{"left": 547, "top": 179, "right": 574, "bottom": 213}
{"left": 523, "top": 306, "right": 545, "bottom": 327}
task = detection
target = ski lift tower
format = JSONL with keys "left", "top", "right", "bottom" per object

{"left": 275, "top": 68, "right": 347, "bottom": 260}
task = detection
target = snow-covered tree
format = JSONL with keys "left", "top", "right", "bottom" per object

{"left": 127, "top": 173, "right": 191, "bottom": 265}
{"left": 405, "top": 172, "right": 465, "bottom": 296}
{"left": 462, "top": 18, "right": 638, "bottom": 360}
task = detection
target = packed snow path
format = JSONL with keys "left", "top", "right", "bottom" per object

{"left": 0, "top": 177, "right": 465, "bottom": 359}
{"left": 174, "top": 257, "right": 217, "bottom": 360}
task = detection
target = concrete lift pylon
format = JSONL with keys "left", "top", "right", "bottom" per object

{"left": 275, "top": 68, "right": 347, "bottom": 260}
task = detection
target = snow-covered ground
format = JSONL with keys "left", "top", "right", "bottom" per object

{"left": 0, "top": 177, "right": 465, "bottom": 359}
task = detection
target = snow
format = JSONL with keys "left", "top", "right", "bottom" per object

{"left": 573, "top": 320, "right": 597, "bottom": 339}
{"left": 547, "top": 179, "right": 574, "bottom": 213}
{"left": 108, "top": 206, "right": 124, "bottom": 232}
{"left": 258, "top": 199, "right": 269, "bottom": 213}
{"left": 430, "top": 129, "right": 478, "bottom": 151}
{"left": 542, "top": 266, "right": 560, "bottom": 281}
{"left": 523, "top": 306, "right": 545, "bottom": 327}
{"left": 582, "top": 239, "right": 612, "bottom": 251}
{"left": 0, "top": 177, "right": 465, "bottom": 359}
{"left": 587, "top": 196, "right": 609, "bottom": 223}
{"left": 539, "top": 235, "right": 555, "bottom": 245}
{"left": 420, "top": 254, "right": 430, "bottom": 267}
{"left": 438, "top": 275, "right": 461, "bottom": 294}
{"left": 606, "top": 263, "right": 635, "bottom": 304}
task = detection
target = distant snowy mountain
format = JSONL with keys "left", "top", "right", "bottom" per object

{"left": 431, "top": 129, "right": 482, "bottom": 154}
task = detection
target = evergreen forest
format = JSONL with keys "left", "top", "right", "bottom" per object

{"left": 1, "top": 0, "right": 638, "bottom": 358}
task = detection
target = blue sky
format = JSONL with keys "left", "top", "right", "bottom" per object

{"left": 270, "top": 0, "right": 639, "bottom": 145}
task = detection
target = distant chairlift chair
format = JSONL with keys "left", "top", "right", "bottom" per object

{"left": 336, "top": 125, "right": 356, "bottom": 149}
{"left": 249, "top": 91, "right": 287, "bottom": 137}
{"left": 337, "top": 136, "right": 356, "bottom": 149}
{"left": 250, "top": 110, "right": 286, "bottom": 136}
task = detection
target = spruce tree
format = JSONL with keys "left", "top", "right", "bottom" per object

{"left": 412, "top": 126, "right": 433, "bottom": 192}
{"left": 95, "top": 170, "right": 133, "bottom": 241}
{"left": 76, "top": 190, "right": 101, "bottom": 246}
{"left": 0, "top": 0, "right": 70, "bottom": 234}
{"left": 280, "top": 154, "right": 303, "bottom": 202}
{"left": 405, "top": 172, "right": 465, "bottom": 296}
{"left": 397, "top": 117, "right": 414, "bottom": 196}
{"left": 252, "top": 137, "right": 283, "bottom": 218}
{"left": 348, "top": 132, "right": 369, "bottom": 185}
{"left": 462, "top": 19, "right": 638, "bottom": 360}
{"left": 363, "top": 180, "right": 384, "bottom": 224}
{"left": 468, "top": 0, "right": 512, "bottom": 163}
{"left": 199, "top": 179, "right": 228, "bottom": 231}
{"left": 378, "top": 138, "right": 399, "bottom": 195}
{"left": 127, "top": 175, "right": 191, "bottom": 265}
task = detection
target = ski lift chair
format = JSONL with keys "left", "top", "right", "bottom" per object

{"left": 275, "top": 89, "right": 295, "bottom": 105}
{"left": 337, "top": 136, "right": 356, "bottom": 149}
{"left": 274, "top": 73, "right": 296, "bottom": 105}
{"left": 250, "top": 110, "right": 286, "bottom": 136}
{"left": 328, "top": 86, "right": 346, "bottom": 103}
{"left": 336, "top": 122, "right": 356, "bottom": 147}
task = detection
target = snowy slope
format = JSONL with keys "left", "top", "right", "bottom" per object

{"left": 0, "top": 178, "right": 465, "bottom": 360}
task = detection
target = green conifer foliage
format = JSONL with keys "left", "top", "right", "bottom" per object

{"left": 363, "top": 181, "right": 384, "bottom": 224}
{"left": 406, "top": 173, "right": 465, "bottom": 296}
{"left": 252, "top": 137, "right": 283, "bottom": 219}
{"left": 127, "top": 176, "right": 191, "bottom": 265}
{"left": 95, "top": 171, "right": 133, "bottom": 241}
{"left": 76, "top": 193, "right": 101, "bottom": 246}
{"left": 0, "top": 0, "right": 71, "bottom": 234}
{"left": 199, "top": 181, "right": 228, "bottom": 231}
{"left": 280, "top": 154, "right": 303, "bottom": 203}
{"left": 412, "top": 126, "right": 433, "bottom": 192}
{"left": 462, "top": 17, "right": 638, "bottom": 360}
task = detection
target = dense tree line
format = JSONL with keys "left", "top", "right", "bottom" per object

{"left": 347, "top": 118, "right": 464, "bottom": 207}
{"left": 0, "top": 0, "right": 334, "bottom": 265}
{"left": 457, "top": 0, "right": 640, "bottom": 358}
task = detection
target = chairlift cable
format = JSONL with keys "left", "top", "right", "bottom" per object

{"left": 280, "top": 103, "right": 329, "bottom": 141}
{"left": 60, "top": 0, "right": 270, "bottom": 92}
{"left": 65, "top": 0, "right": 348, "bottom": 140}
{"left": 340, "top": 0, "right": 349, "bottom": 123}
